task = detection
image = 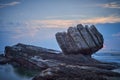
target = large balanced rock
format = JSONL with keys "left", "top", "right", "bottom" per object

{"left": 56, "top": 24, "right": 104, "bottom": 55}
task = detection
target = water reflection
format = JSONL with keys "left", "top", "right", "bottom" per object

{"left": 0, "top": 64, "right": 32, "bottom": 80}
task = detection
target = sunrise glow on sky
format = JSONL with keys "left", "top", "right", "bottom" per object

{"left": 0, "top": 0, "right": 120, "bottom": 52}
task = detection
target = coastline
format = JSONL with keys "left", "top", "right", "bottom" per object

{"left": 1, "top": 51, "right": 120, "bottom": 80}
{"left": 0, "top": 43, "right": 120, "bottom": 80}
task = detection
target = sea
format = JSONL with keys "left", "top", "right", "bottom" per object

{"left": 0, "top": 51, "right": 120, "bottom": 80}
{"left": 92, "top": 51, "right": 120, "bottom": 63}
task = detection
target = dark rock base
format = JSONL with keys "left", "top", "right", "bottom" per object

{"left": 0, "top": 43, "right": 120, "bottom": 80}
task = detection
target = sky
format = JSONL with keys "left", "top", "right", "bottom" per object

{"left": 0, "top": 0, "right": 120, "bottom": 53}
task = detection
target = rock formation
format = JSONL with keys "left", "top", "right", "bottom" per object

{"left": 1, "top": 24, "right": 120, "bottom": 80}
{"left": 2, "top": 43, "right": 120, "bottom": 80}
{"left": 4, "top": 43, "right": 62, "bottom": 70}
{"left": 0, "top": 54, "right": 11, "bottom": 64}
{"left": 56, "top": 24, "right": 104, "bottom": 55}
{"left": 32, "top": 65, "right": 120, "bottom": 80}
{"left": 4, "top": 43, "right": 100, "bottom": 70}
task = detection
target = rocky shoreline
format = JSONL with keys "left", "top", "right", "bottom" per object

{"left": 0, "top": 24, "right": 120, "bottom": 80}
{"left": 0, "top": 43, "right": 120, "bottom": 80}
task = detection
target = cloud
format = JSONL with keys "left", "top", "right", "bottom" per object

{"left": 11, "top": 23, "right": 40, "bottom": 39}
{"left": 30, "top": 15, "right": 120, "bottom": 28}
{"left": 79, "top": 16, "right": 120, "bottom": 24}
{"left": 0, "top": 1, "right": 20, "bottom": 8}
{"left": 1, "top": 15, "right": 120, "bottom": 39}
{"left": 31, "top": 20, "right": 74, "bottom": 28}
{"left": 12, "top": 28, "right": 38, "bottom": 39}
{"left": 112, "top": 32, "right": 120, "bottom": 37}
{"left": 99, "top": 1, "right": 120, "bottom": 9}
{"left": 45, "top": 15, "right": 86, "bottom": 19}
{"left": 0, "top": 21, "right": 60, "bottom": 40}
{"left": 0, "top": 21, "right": 39, "bottom": 39}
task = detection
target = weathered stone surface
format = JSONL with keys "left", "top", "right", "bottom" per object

{"left": 68, "top": 27, "right": 89, "bottom": 53}
{"left": 77, "top": 24, "right": 96, "bottom": 53}
{"left": 32, "top": 65, "right": 120, "bottom": 80}
{"left": 4, "top": 43, "right": 117, "bottom": 70}
{"left": 55, "top": 32, "right": 68, "bottom": 53}
{"left": 2, "top": 43, "right": 120, "bottom": 80}
{"left": 0, "top": 54, "right": 11, "bottom": 64}
{"left": 4, "top": 43, "right": 119, "bottom": 67}
{"left": 56, "top": 24, "right": 104, "bottom": 55}
{"left": 85, "top": 25, "right": 100, "bottom": 52}
{"left": 4, "top": 43, "right": 62, "bottom": 70}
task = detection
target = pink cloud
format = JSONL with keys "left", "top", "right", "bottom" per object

{"left": 29, "top": 15, "right": 120, "bottom": 28}
{"left": 5, "top": 15, "right": 120, "bottom": 39}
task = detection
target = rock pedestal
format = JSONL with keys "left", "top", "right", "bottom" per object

{"left": 1, "top": 24, "right": 120, "bottom": 80}
{"left": 56, "top": 24, "right": 104, "bottom": 55}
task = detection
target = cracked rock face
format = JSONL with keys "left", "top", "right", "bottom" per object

{"left": 56, "top": 24, "right": 104, "bottom": 55}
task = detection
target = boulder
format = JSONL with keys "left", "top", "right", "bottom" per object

{"left": 56, "top": 24, "right": 104, "bottom": 55}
